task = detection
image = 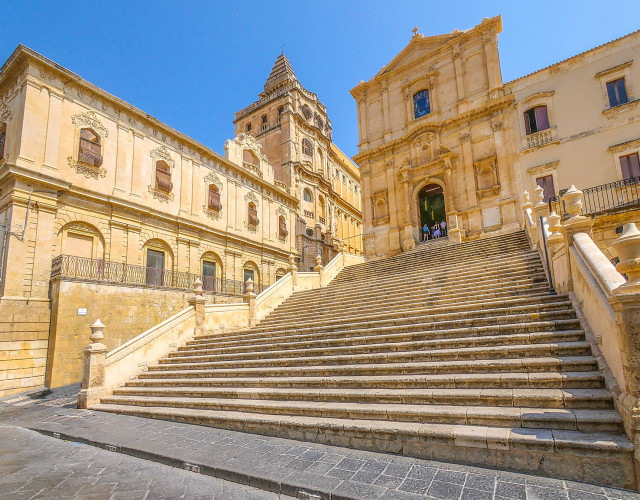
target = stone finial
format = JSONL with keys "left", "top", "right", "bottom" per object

{"left": 192, "top": 278, "right": 203, "bottom": 296}
{"left": 288, "top": 253, "right": 297, "bottom": 270}
{"left": 90, "top": 319, "right": 105, "bottom": 344}
{"left": 546, "top": 211, "right": 563, "bottom": 245}
{"left": 245, "top": 278, "right": 254, "bottom": 294}
{"left": 562, "top": 185, "right": 584, "bottom": 219}
{"left": 522, "top": 190, "right": 533, "bottom": 210}
{"left": 316, "top": 255, "right": 322, "bottom": 267}
{"left": 612, "top": 223, "right": 640, "bottom": 289}
{"left": 534, "top": 185, "right": 545, "bottom": 207}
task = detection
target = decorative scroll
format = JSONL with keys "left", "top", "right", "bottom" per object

{"left": 71, "top": 110, "right": 109, "bottom": 138}
{"left": 148, "top": 184, "right": 174, "bottom": 203}
{"left": 67, "top": 156, "right": 106, "bottom": 179}
{"left": 150, "top": 145, "right": 175, "bottom": 169}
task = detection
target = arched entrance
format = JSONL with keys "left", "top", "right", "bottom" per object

{"left": 417, "top": 184, "right": 446, "bottom": 241}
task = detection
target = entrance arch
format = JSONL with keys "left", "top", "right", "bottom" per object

{"left": 417, "top": 184, "right": 446, "bottom": 240}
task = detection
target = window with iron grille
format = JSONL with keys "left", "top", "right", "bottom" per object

{"left": 155, "top": 160, "right": 173, "bottom": 193}
{"left": 302, "top": 138, "right": 312, "bottom": 156}
{"left": 208, "top": 184, "right": 222, "bottom": 211}
{"left": 607, "top": 78, "right": 629, "bottom": 108}
{"left": 278, "top": 216, "right": 288, "bottom": 237}
{"left": 620, "top": 153, "right": 640, "bottom": 181}
{"left": 524, "top": 106, "right": 550, "bottom": 135}
{"left": 413, "top": 89, "right": 430, "bottom": 118}
{"left": 261, "top": 114, "right": 268, "bottom": 131}
{"left": 78, "top": 129, "right": 103, "bottom": 167}
{"left": 248, "top": 202, "right": 259, "bottom": 226}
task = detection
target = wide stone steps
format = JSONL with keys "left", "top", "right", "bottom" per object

{"left": 248, "top": 293, "right": 572, "bottom": 334}
{"left": 140, "top": 355, "right": 599, "bottom": 379}
{"left": 94, "top": 231, "right": 636, "bottom": 488}
{"left": 99, "top": 395, "right": 622, "bottom": 432}
{"left": 124, "top": 371, "right": 606, "bottom": 390}
{"left": 186, "top": 320, "right": 583, "bottom": 356}
{"left": 205, "top": 299, "right": 574, "bottom": 342}
{"left": 272, "top": 271, "right": 548, "bottom": 314}
{"left": 188, "top": 309, "right": 577, "bottom": 349}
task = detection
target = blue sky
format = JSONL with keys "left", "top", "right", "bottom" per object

{"left": 1, "top": 1, "right": 638, "bottom": 158}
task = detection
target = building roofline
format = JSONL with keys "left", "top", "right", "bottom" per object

{"left": 330, "top": 143, "right": 360, "bottom": 178}
{"left": 506, "top": 28, "right": 640, "bottom": 86}
{"left": 0, "top": 45, "right": 298, "bottom": 205}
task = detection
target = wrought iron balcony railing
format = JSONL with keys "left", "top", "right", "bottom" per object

{"left": 548, "top": 176, "right": 640, "bottom": 217}
{"left": 51, "top": 255, "right": 268, "bottom": 295}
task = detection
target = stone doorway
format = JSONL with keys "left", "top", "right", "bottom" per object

{"left": 418, "top": 184, "right": 446, "bottom": 241}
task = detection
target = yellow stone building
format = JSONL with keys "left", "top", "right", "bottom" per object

{"left": 234, "top": 55, "right": 362, "bottom": 270}
{"left": 352, "top": 17, "right": 640, "bottom": 260}
{"left": 0, "top": 46, "right": 359, "bottom": 396}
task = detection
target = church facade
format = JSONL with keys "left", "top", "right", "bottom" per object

{"left": 352, "top": 17, "right": 640, "bottom": 260}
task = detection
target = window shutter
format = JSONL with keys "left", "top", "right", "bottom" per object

{"left": 209, "top": 188, "right": 221, "bottom": 211}
{"left": 156, "top": 163, "right": 173, "bottom": 193}
{"left": 535, "top": 106, "right": 550, "bottom": 131}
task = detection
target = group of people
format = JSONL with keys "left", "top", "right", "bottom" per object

{"left": 422, "top": 221, "right": 447, "bottom": 241}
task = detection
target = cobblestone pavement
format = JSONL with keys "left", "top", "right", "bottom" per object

{"left": 1, "top": 385, "right": 639, "bottom": 500}
{"left": 0, "top": 426, "right": 294, "bottom": 500}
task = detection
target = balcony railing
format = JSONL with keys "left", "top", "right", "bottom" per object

{"left": 319, "top": 216, "right": 326, "bottom": 225}
{"left": 51, "top": 255, "right": 268, "bottom": 296}
{"left": 526, "top": 128, "right": 554, "bottom": 149}
{"left": 548, "top": 176, "right": 640, "bottom": 217}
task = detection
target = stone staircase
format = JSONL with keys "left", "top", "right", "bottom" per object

{"left": 94, "top": 231, "right": 636, "bottom": 488}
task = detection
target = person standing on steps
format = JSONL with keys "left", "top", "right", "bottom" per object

{"left": 433, "top": 224, "right": 441, "bottom": 239}
{"left": 422, "top": 223, "right": 430, "bottom": 241}
{"left": 440, "top": 219, "right": 447, "bottom": 237}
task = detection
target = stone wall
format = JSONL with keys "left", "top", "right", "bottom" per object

{"left": 45, "top": 280, "right": 241, "bottom": 389}
{"left": 0, "top": 300, "right": 51, "bottom": 397}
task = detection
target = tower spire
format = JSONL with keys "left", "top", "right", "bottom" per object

{"left": 263, "top": 53, "right": 297, "bottom": 93}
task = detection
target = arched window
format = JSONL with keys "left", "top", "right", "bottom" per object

{"left": 78, "top": 128, "right": 102, "bottom": 167}
{"left": 0, "top": 123, "right": 6, "bottom": 160}
{"left": 524, "top": 106, "right": 550, "bottom": 135}
{"left": 155, "top": 160, "right": 172, "bottom": 193}
{"left": 303, "top": 188, "right": 312, "bottom": 202}
{"left": 277, "top": 106, "right": 284, "bottom": 123}
{"left": 261, "top": 114, "right": 268, "bottom": 131}
{"left": 301, "top": 105, "right": 312, "bottom": 120}
{"left": 246, "top": 122, "right": 252, "bottom": 133}
{"left": 248, "top": 202, "right": 259, "bottom": 226}
{"left": 208, "top": 184, "right": 221, "bottom": 211}
{"left": 413, "top": 90, "right": 430, "bottom": 119}
{"left": 302, "top": 138, "right": 313, "bottom": 156}
{"left": 278, "top": 215, "right": 288, "bottom": 238}
{"left": 318, "top": 195, "right": 326, "bottom": 218}
{"left": 243, "top": 149, "right": 258, "bottom": 166}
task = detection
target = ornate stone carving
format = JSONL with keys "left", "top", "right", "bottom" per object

{"left": 148, "top": 185, "right": 174, "bottom": 203}
{"left": 71, "top": 111, "right": 109, "bottom": 138}
{"left": 67, "top": 156, "right": 107, "bottom": 179}
{"left": 203, "top": 205, "right": 223, "bottom": 221}
{"left": 66, "top": 222, "right": 98, "bottom": 235}
{"left": 0, "top": 103, "right": 12, "bottom": 123}
{"left": 244, "top": 191, "right": 259, "bottom": 206}
{"left": 244, "top": 221, "right": 259, "bottom": 233}
{"left": 474, "top": 156, "right": 500, "bottom": 200}
{"left": 460, "top": 131, "right": 471, "bottom": 143}
{"left": 491, "top": 121, "right": 503, "bottom": 131}
{"left": 371, "top": 189, "right": 390, "bottom": 227}
{"left": 204, "top": 172, "right": 224, "bottom": 191}
{"left": 150, "top": 145, "right": 175, "bottom": 169}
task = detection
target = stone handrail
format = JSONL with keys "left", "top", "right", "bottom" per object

{"left": 573, "top": 232, "right": 626, "bottom": 297}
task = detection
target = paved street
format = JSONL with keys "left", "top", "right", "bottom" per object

{"left": 1, "top": 385, "right": 639, "bottom": 500}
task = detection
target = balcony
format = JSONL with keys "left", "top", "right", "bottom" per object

{"left": 50, "top": 254, "right": 268, "bottom": 295}
{"left": 319, "top": 216, "right": 326, "bottom": 225}
{"left": 304, "top": 210, "right": 314, "bottom": 218}
{"left": 549, "top": 176, "right": 640, "bottom": 217}
{"left": 524, "top": 127, "right": 558, "bottom": 151}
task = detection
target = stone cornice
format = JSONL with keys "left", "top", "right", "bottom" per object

{"left": 609, "top": 137, "right": 640, "bottom": 153}
{"left": 351, "top": 17, "right": 501, "bottom": 98}
{"left": 353, "top": 95, "right": 514, "bottom": 164}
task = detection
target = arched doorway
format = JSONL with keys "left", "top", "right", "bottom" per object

{"left": 417, "top": 184, "right": 446, "bottom": 240}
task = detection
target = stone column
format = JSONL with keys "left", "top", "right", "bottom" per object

{"left": 77, "top": 320, "right": 108, "bottom": 409}
{"left": 243, "top": 278, "right": 256, "bottom": 327}
{"left": 114, "top": 124, "right": 132, "bottom": 195}
{"left": 42, "top": 88, "right": 63, "bottom": 174}
{"left": 129, "top": 131, "right": 144, "bottom": 198}
{"left": 187, "top": 279, "right": 206, "bottom": 335}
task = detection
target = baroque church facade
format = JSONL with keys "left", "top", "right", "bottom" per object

{"left": 352, "top": 17, "right": 640, "bottom": 260}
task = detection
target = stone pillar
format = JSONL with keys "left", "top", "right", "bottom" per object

{"left": 187, "top": 278, "right": 206, "bottom": 336}
{"left": 288, "top": 253, "right": 298, "bottom": 287}
{"left": 114, "top": 124, "right": 132, "bottom": 195}
{"left": 314, "top": 254, "right": 324, "bottom": 286}
{"left": 77, "top": 320, "right": 108, "bottom": 409}
{"left": 243, "top": 278, "right": 256, "bottom": 327}
{"left": 559, "top": 185, "right": 594, "bottom": 291}
{"left": 42, "top": 88, "right": 63, "bottom": 174}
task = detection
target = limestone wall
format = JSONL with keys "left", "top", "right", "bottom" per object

{"left": 45, "top": 280, "right": 240, "bottom": 389}
{"left": 0, "top": 300, "right": 50, "bottom": 397}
